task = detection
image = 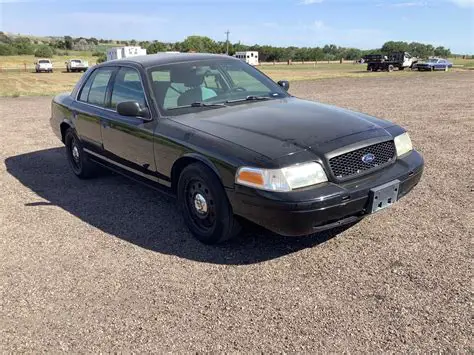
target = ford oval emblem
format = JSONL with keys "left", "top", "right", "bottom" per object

{"left": 361, "top": 153, "right": 375, "bottom": 164}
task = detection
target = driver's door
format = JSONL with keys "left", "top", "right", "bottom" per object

{"left": 100, "top": 66, "right": 157, "bottom": 176}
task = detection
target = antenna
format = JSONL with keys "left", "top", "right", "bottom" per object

{"left": 225, "top": 30, "right": 230, "bottom": 55}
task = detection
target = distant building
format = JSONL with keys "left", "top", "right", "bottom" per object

{"left": 106, "top": 46, "right": 147, "bottom": 61}
{"left": 234, "top": 51, "right": 259, "bottom": 66}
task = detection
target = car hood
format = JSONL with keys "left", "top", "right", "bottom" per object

{"left": 172, "top": 97, "right": 395, "bottom": 160}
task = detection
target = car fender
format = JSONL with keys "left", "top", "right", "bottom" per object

{"left": 176, "top": 152, "right": 222, "bottom": 179}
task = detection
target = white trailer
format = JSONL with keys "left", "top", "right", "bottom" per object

{"left": 234, "top": 51, "right": 259, "bottom": 65}
{"left": 106, "top": 46, "right": 147, "bottom": 61}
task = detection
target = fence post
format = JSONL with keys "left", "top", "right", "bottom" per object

{"left": 24, "top": 62, "right": 27, "bottom": 72}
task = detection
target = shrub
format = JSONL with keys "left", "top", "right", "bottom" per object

{"left": 92, "top": 51, "right": 104, "bottom": 57}
{"left": 0, "top": 43, "right": 17, "bottom": 55}
{"left": 96, "top": 53, "right": 107, "bottom": 63}
{"left": 34, "top": 45, "right": 54, "bottom": 58}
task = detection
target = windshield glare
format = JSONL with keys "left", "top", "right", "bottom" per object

{"left": 148, "top": 59, "right": 288, "bottom": 115}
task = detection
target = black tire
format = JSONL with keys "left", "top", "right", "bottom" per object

{"left": 177, "top": 163, "right": 241, "bottom": 244}
{"left": 67, "top": 67, "right": 70, "bottom": 73}
{"left": 64, "top": 129, "right": 97, "bottom": 179}
{"left": 431, "top": 66, "right": 434, "bottom": 71}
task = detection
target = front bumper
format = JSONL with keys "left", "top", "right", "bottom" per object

{"left": 227, "top": 150, "right": 424, "bottom": 236}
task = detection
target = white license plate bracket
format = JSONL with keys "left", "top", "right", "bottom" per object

{"left": 368, "top": 179, "right": 400, "bottom": 213}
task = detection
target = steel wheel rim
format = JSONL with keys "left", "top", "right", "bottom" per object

{"left": 184, "top": 178, "right": 216, "bottom": 233}
{"left": 68, "top": 137, "right": 82, "bottom": 173}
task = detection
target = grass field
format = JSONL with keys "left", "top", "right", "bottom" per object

{"left": 0, "top": 56, "right": 473, "bottom": 97}
{"left": 0, "top": 52, "right": 98, "bottom": 69}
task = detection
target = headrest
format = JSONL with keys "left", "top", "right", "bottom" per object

{"left": 170, "top": 65, "right": 205, "bottom": 87}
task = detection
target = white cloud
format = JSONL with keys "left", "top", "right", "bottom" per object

{"left": 391, "top": 1, "right": 427, "bottom": 7}
{"left": 450, "top": 0, "right": 474, "bottom": 7}
{"left": 299, "top": 0, "right": 324, "bottom": 5}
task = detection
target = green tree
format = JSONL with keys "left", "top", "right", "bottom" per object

{"left": 13, "top": 37, "right": 34, "bottom": 55}
{"left": 34, "top": 45, "right": 54, "bottom": 58}
{"left": 147, "top": 41, "right": 167, "bottom": 53}
{"left": 0, "top": 43, "right": 17, "bottom": 55}
{"left": 180, "top": 36, "right": 218, "bottom": 53}
{"left": 434, "top": 46, "right": 451, "bottom": 58}
{"left": 381, "top": 41, "right": 409, "bottom": 54}
{"left": 64, "top": 36, "right": 73, "bottom": 50}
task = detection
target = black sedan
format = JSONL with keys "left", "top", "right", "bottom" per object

{"left": 50, "top": 53, "right": 424, "bottom": 244}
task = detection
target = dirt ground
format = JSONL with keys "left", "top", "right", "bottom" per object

{"left": 0, "top": 72, "right": 472, "bottom": 352}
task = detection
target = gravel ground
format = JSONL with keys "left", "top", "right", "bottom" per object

{"left": 1, "top": 72, "right": 473, "bottom": 352}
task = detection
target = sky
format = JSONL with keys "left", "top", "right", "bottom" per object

{"left": 0, "top": 0, "right": 473, "bottom": 53}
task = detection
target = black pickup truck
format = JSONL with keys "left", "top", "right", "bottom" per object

{"left": 50, "top": 53, "right": 424, "bottom": 244}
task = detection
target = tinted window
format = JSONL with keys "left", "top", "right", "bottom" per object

{"left": 79, "top": 68, "right": 114, "bottom": 107}
{"left": 111, "top": 67, "right": 146, "bottom": 110}
{"left": 78, "top": 74, "right": 94, "bottom": 102}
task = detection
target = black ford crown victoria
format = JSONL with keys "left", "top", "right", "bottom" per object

{"left": 50, "top": 53, "right": 424, "bottom": 244}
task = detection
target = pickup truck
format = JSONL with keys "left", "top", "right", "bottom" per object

{"left": 35, "top": 59, "right": 53, "bottom": 73}
{"left": 66, "top": 59, "right": 89, "bottom": 73}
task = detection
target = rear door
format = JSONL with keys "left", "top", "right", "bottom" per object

{"left": 72, "top": 67, "right": 115, "bottom": 153}
{"left": 100, "top": 66, "right": 157, "bottom": 178}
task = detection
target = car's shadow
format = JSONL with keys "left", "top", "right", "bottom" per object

{"left": 5, "top": 148, "right": 357, "bottom": 265}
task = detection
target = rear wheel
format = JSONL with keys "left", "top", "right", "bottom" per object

{"left": 388, "top": 64, "right": 394, "bottom": 72}
{"left": 65, "top": 129, "right": 97, "bottom": 179}
{"left": 177, "top": 163, "right": 241, "bottom": 244}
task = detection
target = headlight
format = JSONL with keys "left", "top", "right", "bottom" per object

{"left": 236, "top": 162, "right": 328, "bottom": 192}
{"left": 394, "top": 132, "right": 413, "bottom": 157}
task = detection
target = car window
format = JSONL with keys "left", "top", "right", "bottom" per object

{"left": 148, "top": 59, "right": 288, "bottom": 115}
{"left": 79, "top": 68, "right": 114, "bottom": 107}
{"left": 227, "top": 69, "right": 269, "bottom": 92}
{"left": 111, "top": 67, "right": 147, "bottom": 110}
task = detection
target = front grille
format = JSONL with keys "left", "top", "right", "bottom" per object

{"left": 329, "top": 140, "right": 396, "bottom": 180}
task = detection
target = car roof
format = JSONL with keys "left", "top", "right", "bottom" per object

{"left": 101, "top": 53, "right": 238, "bottom": 68}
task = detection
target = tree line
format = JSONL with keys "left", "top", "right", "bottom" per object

{"left": 0, "top": 32, "right": 463, "bottom": 60}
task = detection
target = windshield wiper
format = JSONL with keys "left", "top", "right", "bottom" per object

{"left": 167, "top": 102, "right": 227, "bottom": 110}
{"left": 226, "top": 95, "right": 273, "bottom": 103}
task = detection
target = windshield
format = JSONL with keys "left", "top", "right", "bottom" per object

{"left": 148, "top": 58, "right": 288, "bottom": 116}
{"left": 71, "top": 59, "right": 82, "bottom": 63}
{"left": 426, "top": 58, "right": 438, "bottom": 63}
{"left": 38, "top": 60, "right": 50, "bottom": 64}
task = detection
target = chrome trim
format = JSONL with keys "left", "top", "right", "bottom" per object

{"left": 84, "top": 149, "right": 171, "bottom": 187}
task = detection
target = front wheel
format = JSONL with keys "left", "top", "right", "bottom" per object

{"left": 444, "top": 65, "right": 449, "bottom": 72}
{"left": 177, "top": 163, "right": 241, "bottom": 244}
{"left": 64, "top": 129, "right": 97, "bottom": 179}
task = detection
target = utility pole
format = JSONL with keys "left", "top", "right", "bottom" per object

{"left": 225, "top": 30, "right": 230, "bottom": 55}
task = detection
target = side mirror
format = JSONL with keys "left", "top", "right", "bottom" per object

{"left": 117, "top": 101, "right": 149, "bottom": 118}
{"left": 277, "top": 80, "right": 290, "bottom": 91}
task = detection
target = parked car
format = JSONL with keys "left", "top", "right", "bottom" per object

{"left": 50, "top": 53, "right": 424, "bottom": 244}
{"left": 66, "top": 59, "right": 89, "bottom": 73}
{"left": 414, "top": 58, "right": 453, "bottom": 71}
{"left": 35, "top": 59, "right": 53, "bottom": 73}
